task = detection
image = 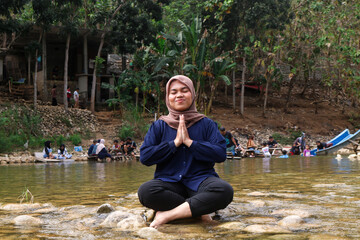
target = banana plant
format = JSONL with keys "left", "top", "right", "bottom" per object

{"left": 205, "top": 55, "right": 236, "bottom": 114}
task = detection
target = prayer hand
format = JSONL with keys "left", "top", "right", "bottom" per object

{"left": 180, "top": 115, "right": 193, "bottom": 147}
{"left": 174, "top": 116, "right": 183, "bottom": 147}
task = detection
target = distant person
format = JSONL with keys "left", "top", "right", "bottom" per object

{"left": 303, "top": 144, "right": 312, "bottom": 157}
{"left": 74, "top": 88, "right": 80, "bottom": 108}
{"left": 96, "top": 139, "right": 112, "bottom": 160}
{"left": 293, "top": 132, "right": 306, "bottom": 152}
{"left": 43, "top": 141, "right": 56, "bottom": 159}
{"left": 91, "top": 139, "right": 100, "bottom": 155}
{"left": 278, "top": 150, "right": 289, "bottom": 158}
{"left": 246, "top": 135, "right": 259, "bottom": 157}
{"left": 88, "top": 139, "right": 98, "bottom": 156}
{"left": 66, "top": 87, "right": 72, "bottom": 107}
{"left": 262, "top": 142, "right": 271, "bottom": 158}
{"left": 51, "top": 84, "right": 57, "bottom": 106}
{"left": 220, "top": 127, "right": 239, "bottom": 156}
{"left": 289, "top": 143, "right": 301, "bottom": 155}
{"left": 267, "top": 136, "right": 278, "bottom": 148}
{"left": 57, "top": 144, "right": 72, "bottom": 159}
{"left": 316, "top": 141, "right": 333, "bottom": 150}
{"left": 111, "top": 140, "right": 122, "bottom": 154}
{"left": 124, "top": 137, "right": 137, "bottom": 156}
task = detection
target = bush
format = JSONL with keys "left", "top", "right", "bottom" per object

{"left": 272, "top": 130, "right": 302, "bottom": 145}
{"left": 119, "top": 123, "right": 136, "bottom": 140}
{"left": 118, "top": 106, "right": 150, "bottom": 140}
{"left": 68, "top": 134, "right": 82, "bottom": 145}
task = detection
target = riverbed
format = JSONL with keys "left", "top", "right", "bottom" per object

{"left": 0, "top": 156, "right": 360, "bottom": 239}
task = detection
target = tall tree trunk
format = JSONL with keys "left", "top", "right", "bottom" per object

{"left": 34, "top": 31, "right": 44, "bottom": 111}
{"left": 122, "top": 55, "right": 126, "bottom": 71}
{"left": 42, "top": 31, "right": 48, "bottom": 101}
{"left": 263, "top": 74, "right": 270, "bottom": 118}
{"left": 224, "top": 83, "right": 227, "bottom": 103}
{"left": 232, "top": 69, "right": 236, "bottom": 112}
{"left": 91, "top": 33, "right": 105, "bottom": 113}
{"left": 206, "top": 81, "right": 218, "bottom": 115}
{"left": 284, "top": 75, "right": 296, "bottom": 113}
{"left": 240, "top": 57, "right": 246, "bottom": 116}
{"left": 27, "top": 55, "right": 31, "bottom": 85}
{"left": 64, "top": 33, "right": 71, "bottom": 112}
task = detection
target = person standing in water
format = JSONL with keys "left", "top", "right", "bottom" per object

{"left": 138, "top": 75, "right": 233, "bottom": 229}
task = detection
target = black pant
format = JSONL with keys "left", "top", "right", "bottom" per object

{"left": 52, "top": 97, "right": 57, "bottom": 106}
{"left": 138, "top": 177, "right": 233, "bottom": 217}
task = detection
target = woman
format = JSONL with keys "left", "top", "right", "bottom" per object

{"left": 43, "top": 141, "right": 56, "bottom": 159}
{"left": 138, "top": 75, "right": 233, "bottom": 229}
{"left": 57, "top": 144, "right": 72, "bottom": 159}
{"left": 246, "top": 135, "right": 258, "bottom": 157}
{"left": 96, "top": 139, "right": 112, "bottom": 160}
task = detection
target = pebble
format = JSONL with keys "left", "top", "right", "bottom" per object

{"left": 278, "top": 215, "right": 304, "bottom": 228}
{"left": 216, "top": 222, "right": 246, "bottom": 230}
{"left": 137, "top": 227, "right": 167, "bottom": 239}
{"left": 271, "top": 209, "right": 311, "bottom": 218}
{"left": 13, "top": 215, "right": 42, "bottom": 226}
{"left": 97, "top": 203, "right": 115, "bottom": 214}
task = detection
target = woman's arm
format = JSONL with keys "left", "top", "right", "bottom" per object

{"left": 140, "top": 122, "right": 177, "bottom": 166}
{"left": 188, "top": 121, "right": 226, "bottom": 163}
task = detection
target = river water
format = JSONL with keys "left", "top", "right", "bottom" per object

{"left": 1, "top": 156, "right": 360, "bottom": 239}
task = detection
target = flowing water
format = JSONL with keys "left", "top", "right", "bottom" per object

{"left": 0, "top": 156, "right": 360, "bottom": 239}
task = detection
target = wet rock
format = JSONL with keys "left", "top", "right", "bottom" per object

{"left": 308, "top": 234, "right": 350, "bottom": 240}
{"left": 97, "top": 203, "right": 115, "bottom": 214}
{"left": 244, "top": 224, "right": 291, "bottom": 234}
{"left": 216, "top": 221, "right": 246, "bottom": 230}
{"left": 271, "top": 209, "right": 311, "bottom": 218}
{"left": 100, "top": 210, "right": 132, "bottom": 227}
{"left": 1, "top": 203, "right": 42, "bottom": 211}
{"left": 247, "top": 191, "right": 269, "bottom": 197}
{"left": 137, "top": 227, "right": 167, "bottom": 239}
{"left": 248, "top": 200, "right": 266, "bottom": 207}
{"left": 13, "top": 215, "right": 42, "bottom": 226}
{"left": 143, "top": 209, "right": 155, "bottom": 222}
{"left": 116, "top": 215, "right": 146, "bottom": 230}
{"left": 1, "top": 160, "right": 7, "bottom": 165}
{"left": 278, "top": 215, "right": 304, "bottom": 228}
{"left": 244, "top": 217, "right": 278, "bottom": 224}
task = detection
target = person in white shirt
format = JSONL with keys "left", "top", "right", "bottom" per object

{"left": 262, "top": 142, "right": 271, "bottom": 158}
{"left": 74, "top": 87, "right": 80, "bottom": 108}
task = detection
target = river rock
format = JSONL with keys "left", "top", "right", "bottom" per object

{"left": 100, "top": 210, "right": 132, "bottom": 227}
{"left": 97, "top": 203, "right": 115, "bottom": 214}
{"left": 244, "top": 217, "right": 278, "bottom": 224}
{"left": 271, "top": 209, "right": 311, "bottom": 218}
{"left": 248, "top": 200, "right": 266, "bottom": 207}
{"left": 312, "top": 183, "right": 349, "bottom": 188}
{"left": 243, "top": 224, "right": 291, "bottom": 234}
{"left": 216, "top": 221, "right": 246, "bottom": 230}
{"left": 1, "top": 160, "right": 7, "bottom": 165}
{"left": 247, "top": 191, "right": 269, "bottom": 197}
{"left": 137, "top": 227, "right": 167, "bottom": 239}
{"left": 13, "top": 215, "right": 42, "bottom": 226}
{"left": 116, "top": 215, "right": 146, "bottom": 230}
{"left": 278, "top": 215, "right": 304, "bottom": 228}
{"left": 1, "top": 203, "right": 42, "bottom": 211}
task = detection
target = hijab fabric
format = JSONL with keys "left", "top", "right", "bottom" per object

{"left": 96, "top": 139, "right": 105, "bottom": 154}
{"left": 159, "top": 75, "right": 205, "bottom": 129}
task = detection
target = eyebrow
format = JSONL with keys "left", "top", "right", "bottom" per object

{"left": 170, "top": 87, "right": 189, "bottom": 91}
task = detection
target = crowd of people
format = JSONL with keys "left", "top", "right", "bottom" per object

{"left": 218, "top": 128, "right": 334, "bottom": 158}
{"left": 87, "top": 138, "right": 137, "bottom": 161}
{"left": 42, "top": 141, "right": 72, "bottom": 159}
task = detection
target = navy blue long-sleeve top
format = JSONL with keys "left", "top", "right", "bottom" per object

{"left": 140, "top": 117, "right": 226, "bottom": 191}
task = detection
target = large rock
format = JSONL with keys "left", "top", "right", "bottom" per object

{"left": 243, "top": 224, "right": 291, "bottom": 234}
{"left": 97, "top": 203, "right": 115, "bottom": 214}
{"left": 1, "top": 203, "right": 42, "bottom": 211}
{"left": 100, "top": 210, "right": 132, "bottom": 227}
{"left": 137, "top": 227, "right": 168, "bottom": 239}
{"left": 271, "top": 209, "right": 311, "bottom": 218}
{"left": 216, "top": 221, "right": 246, "bottom": 230}
{"left": 116, "top": 215, "right": 146, "bottom": 230}
{"left": 278, "top": 215, "right": 304, "bottom": 228}
{"left": 248, "top": 200, "right": 266, "bottom": 207}
{"left": 13, "top": 215, "right": 42, "bottom": 226}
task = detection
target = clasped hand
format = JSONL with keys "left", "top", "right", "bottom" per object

{"left": 174, "top": 115, "right": 193, "bottom": 147}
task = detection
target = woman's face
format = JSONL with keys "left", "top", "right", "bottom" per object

{"left": 168, "top": 80, "right": 192, "bottom": 111}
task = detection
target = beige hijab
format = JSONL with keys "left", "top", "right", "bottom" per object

{"left": 159, "top": 75, "right": 205, "bottom": 129}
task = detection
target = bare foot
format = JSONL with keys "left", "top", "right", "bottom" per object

{"left": 201, "top": 214, "right": 212, "bottom": 222}
{"left": 150, "top": 211, "right": 169, "bottom": 229}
